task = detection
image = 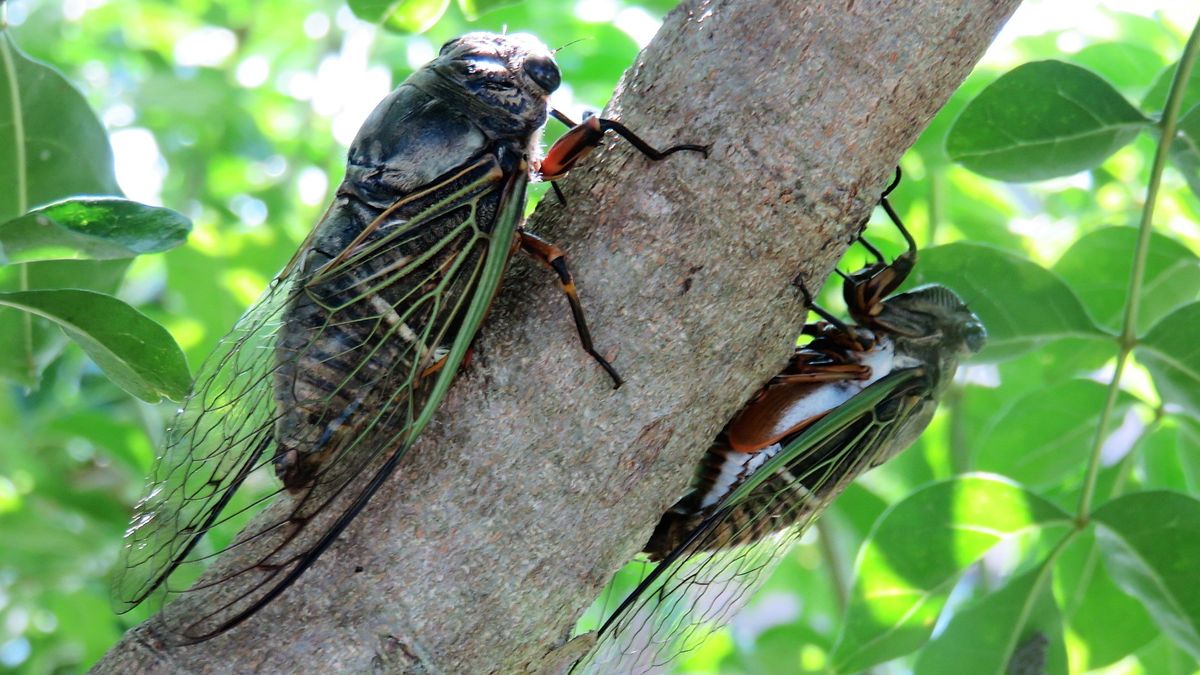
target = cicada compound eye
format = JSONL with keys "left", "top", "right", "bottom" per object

{"left": 524, "top": 55, "right": 561, "bottom": 94}
{"left": 963, "top": 319, "right": 987, "bottom": 354}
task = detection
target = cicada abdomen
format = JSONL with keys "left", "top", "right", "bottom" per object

{"left": 270, "top": 157, "right": 508, "bottom": 491}
{"left": 113, "top": 31, "right": 705, "bottom": 642}
{"left": 643, "top": 324, "right": 899, "bottom": 559}
{"left": 575, "top": 177, "right": 986, "bottom": 673}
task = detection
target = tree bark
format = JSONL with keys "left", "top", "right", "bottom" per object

{"left": 94, "top": 0, "right": 1022, "bottom": 672}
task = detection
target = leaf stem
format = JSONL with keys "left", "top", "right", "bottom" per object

{"left": 0, "top": 40, "right": 21, "bottom": 215}
{"left": 816, "top": 518, "right": 848, "bottom": 613}
{"left": 1075, "top": 17, "right": 1200, "bottom": 526}
{"left": 1008, "top": 528, "right": 1077, "bottom": 657}
{"left": 1, "top": 31, "right": 34, "bottom": 380}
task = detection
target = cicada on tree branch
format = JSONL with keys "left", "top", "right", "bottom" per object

{"left": 111, "top": 32, "right": 705, "bottom": 643}
{"left": 573, "top": 174, "right": 986, "bottom": 673}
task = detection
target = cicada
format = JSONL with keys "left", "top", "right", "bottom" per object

{"left": 573, "top": 179, "right": 986, "bottom": 672}
{"left": 112, "top": 32, "right": 705, "bottom": 642}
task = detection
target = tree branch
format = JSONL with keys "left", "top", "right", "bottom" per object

{"left": 94, "top": 0, "right": 1021, "bottom": 672}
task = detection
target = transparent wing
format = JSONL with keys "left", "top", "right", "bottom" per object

{"left": 112, "top": 272, "right": 296, "bottom": 612}
{"left": 576, "top": 369, "right": 927, "bottom": 674}
{"left": 113, "top": 156, "right": 523, "bottom": 641}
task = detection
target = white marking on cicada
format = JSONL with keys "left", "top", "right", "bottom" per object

{"left": 696, "top": 442, "right": 785, "bottom": 510}
{"left": 366, "top": 294, "right": 427, "bottom": 348}
{"left": 773, "top": 338, "right": 897, "bottom": 435}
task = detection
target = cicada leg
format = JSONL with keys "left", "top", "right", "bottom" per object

{"left": 419, "top": 345, "right": 475, "bottom": 379}
{"left": 881, "top": 165, "right": 903, "bottom": 199}
{"left": 517, "top": 230, "right": 623, "bottom": 389}
{"left": 537, "top": 109, "right": 709, "bottom": 182}
{"left": 795, "top": 274, "right": 862, "bottom": 346}
{"left": 841, "top": 167, "right": 917, "bottom": 324}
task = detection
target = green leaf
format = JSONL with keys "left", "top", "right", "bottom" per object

{"left": 1054, "top": 226, "right": 1200, "bottom": 334}
{"left": 1136, "top": 635, "right": 1200, "bottom": 675}
{"left": 946, "top": 60, "right": 1150, "bottom": 181}
{"left": 913, "top": 75, "right": 991, "bottom": 167}
{"left": 0, "top": 32, "right": 124, "bottom": 386}
{"left": 1140, "top": 419, "right": 1200, "bottom": 494}
{"left": 1171, "top": 103, "right": 1200, "bottom": 199}
{"left": 1139, "top": 302, "right": 1200, "bottom": 419}
{"left": 0, "top": 289, "right": 190, "bottom": 402}
{"left": 0, "top": 259, "right": 129, "bottom": 386}
{"left": 831, "top": 483, "right": 891, "bottom": 539}
{"left": 915, "top": 561, "right": 1067, "bottom": 675}
{"left": 345, "top": 0, "right": 392, "bottom": 21}
{"left": 1093, "top": 491, "right": 1200, "bottom": 660}
{"left": 1034, "top": 337, "right": 1114, "bottom": 383}
{"left": 456, "top": 0, "right": 523, "bottom": 20}
{"left": 830, "top": 474, "right": 1070, "bottom": 673}
{"left": 976, "top": 380, "right": 1135, "bottom": 487}
{"left": 0, "top": 33, "right": 120, "bottom": 221}
{"left": 348, "top": 0, "right": 451, "bottom": 33}
{"left": 0, "top": 197, "right": 191, "bottom": 263}
{"left": 906, "top": 243, "right": 1107, "bottom": 362}
{"left": 1055, "top": 530, "right": 1157, "bottom": 669}
{"left": 1143, "top": 61, "right": 1200, "bottom": 116}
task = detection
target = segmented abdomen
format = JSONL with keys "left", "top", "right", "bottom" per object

{"left": 271, "top": 157, "right": 504, "bottom": 490}
{"left": 647, "top": 398, "right": 914, "bottom": 558}
{"left": 644, "top": 334, "right": 906, "bottom": 558}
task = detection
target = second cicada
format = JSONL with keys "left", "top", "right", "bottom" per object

{"left": 575, "top": 179, "right": 986, "bottom": 673}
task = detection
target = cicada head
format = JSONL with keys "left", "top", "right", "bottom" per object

{"left": 430, "top": 32, "right": 559, "bottom": 140}
{"left": 876, "top": 283, "right": 986, "bottom": 386}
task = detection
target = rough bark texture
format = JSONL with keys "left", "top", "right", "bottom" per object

{"left": 95, "top": 0, "right": 1021, "bottom": 672}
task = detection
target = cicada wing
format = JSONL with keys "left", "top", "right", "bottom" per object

{"left": 576, "top": 369, "right": 928, "bottom": 674}
{"left": 113, "top": 273, "right": 299, "bottom": 613}
{"left": 115, "top": 156, "right": 525, "bottom": 641}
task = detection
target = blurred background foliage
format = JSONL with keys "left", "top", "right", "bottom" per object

{"left": 0, "top": 0, "right": 1198, "bottom": 672}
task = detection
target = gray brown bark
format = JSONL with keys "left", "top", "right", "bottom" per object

{"left": 94, "top": 0, "right": 1022, "bottom": 672}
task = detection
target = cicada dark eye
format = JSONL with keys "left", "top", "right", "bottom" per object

{"left": 963, "top": 320, "right": 987, "bottom": 354}
{"left": 524, "top": 55, "right": 561, "bottom": 94}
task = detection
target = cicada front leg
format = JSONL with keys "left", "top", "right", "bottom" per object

{"left": 538, "top": 109, "right": 709, "bottom": 183}
{"left": 516, "top": 111, "right": 705, "bottom": 377}
{"left": 841, "top": 167, "right": 917, "bottom": 324}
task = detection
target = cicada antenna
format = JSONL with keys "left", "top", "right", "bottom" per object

{"left": 552, "top": 37, "right": 591, "bottom": 54}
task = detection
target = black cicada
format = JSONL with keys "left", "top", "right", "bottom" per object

{"left": 112, "top": 32, "right": 704, "bottom": 642}
{"left": 573, "top": 178, "right": 986, "bottom": 672}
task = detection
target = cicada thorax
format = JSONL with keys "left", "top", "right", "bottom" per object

{"left": 253, "top": 33, "right": 560, "bottom": 493}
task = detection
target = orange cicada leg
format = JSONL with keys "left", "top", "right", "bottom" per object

{"left": 517, "top": 230, "right": 623, "bottom": 388}
{"left": 537, "top": 109, "right": 709, "bottom": 194}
